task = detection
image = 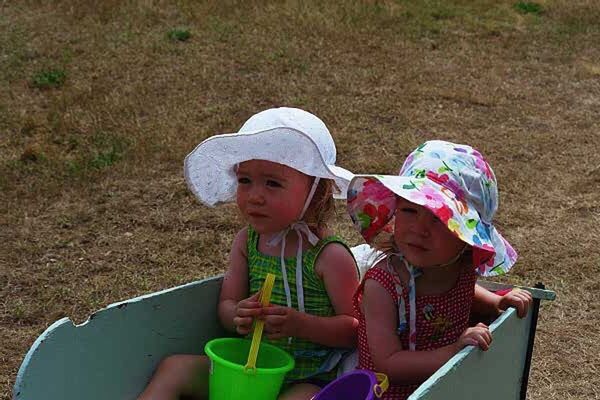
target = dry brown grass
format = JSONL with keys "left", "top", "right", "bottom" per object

{"left": 1, "top": 1, "right": 599, "bottom": 399}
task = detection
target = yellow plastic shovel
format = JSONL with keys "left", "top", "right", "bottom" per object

{"left": 244, "top": 273, "right": 276, "bottom": 373}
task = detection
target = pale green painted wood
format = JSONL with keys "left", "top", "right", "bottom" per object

{"left": 409, "top": 308, "right": 531, "bottom": 400}
{"left": 14, "top": 276, "right": 226, "bottom": 400}
{"left": 477, "top": 280, "right": 556, "bottom": 301}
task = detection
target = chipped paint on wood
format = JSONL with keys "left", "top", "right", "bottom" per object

{"left": 14, "top": 276, "right": 226, "bottom": 400}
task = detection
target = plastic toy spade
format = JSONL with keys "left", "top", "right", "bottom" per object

{"left": 244, "top": 273, "right": 276, "bottom": 373}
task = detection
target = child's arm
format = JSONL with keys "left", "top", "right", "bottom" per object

{"left": 363, "top": 278, "right": 491, "bottom": 384}
{"left": 217, "top": 228, "right": 262, "bottom": 334}
{"left": 472, "top": 284, "right": 533, "bottom": 318}
{"left": 262, "top": 243, "right": 359, "bottom": 348}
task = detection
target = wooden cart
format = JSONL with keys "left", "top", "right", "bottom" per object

{"left": 13, "top": 245, "right": 555, "bottom": 400}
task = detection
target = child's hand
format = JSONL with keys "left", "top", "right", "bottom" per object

{"left": 261, "top": 305, "right": 301, "bottom": 340}
{"left": 457, "top": 323, "right": 492, "bottom": 351}
{"left": 498, "top": 288, "right": 533, "bottom": 318}
{"left": 233, "top": 292, "right": 262, "bottom": 335}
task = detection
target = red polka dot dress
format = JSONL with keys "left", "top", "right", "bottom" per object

{"left": 353, "top": 263, "right": 477, "bottom": 400}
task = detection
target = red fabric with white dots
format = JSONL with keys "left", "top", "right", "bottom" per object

{"left": 353, "top": 265, "right": 477, "bottom": 399}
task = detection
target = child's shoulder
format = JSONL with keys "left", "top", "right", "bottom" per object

{"left": 233, "top": 226, "right": 249, "bottom": 240}
{"left": 364, "top": 258, "right": 390, "bottom": 279}
{"left": 310, "top": 227, "right": 352, "bottom": 256}
{"left": 313, "top": 240, "right": 358, "bottom": 279}
{"left": 231, "top": 227, "right": 250, "bottom": 256}
{"left": 316, "top": 240, "right": 354, "bottom": 261}
{"left": 361, "top": 258, "right": 401, "bottom": 297}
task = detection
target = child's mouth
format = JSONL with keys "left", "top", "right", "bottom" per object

{"left": 406, "top": 243, "right": 428, "bottom": 251}
{"left": 248, "top": 212, "right": 268, "bottom": 218}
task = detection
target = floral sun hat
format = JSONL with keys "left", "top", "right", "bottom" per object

{"left": 347, "top": 140, "right": 517, "bottom": 277}
{"left": 184, "top": 107, "right": 354, "bottom": 206}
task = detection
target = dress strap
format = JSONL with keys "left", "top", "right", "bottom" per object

{"left": 386, "top": 254, "right": 420, "bottom": 351}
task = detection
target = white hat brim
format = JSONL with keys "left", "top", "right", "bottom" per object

{"left": 185, "top": 127, "right": 354, "bottom": 206}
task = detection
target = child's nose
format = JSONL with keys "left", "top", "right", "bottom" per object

{"left": 247, "top": 186, "right": 265, "bottom": 204}
{"left": 412, "top": 212, "right": 434, "bottom": 237}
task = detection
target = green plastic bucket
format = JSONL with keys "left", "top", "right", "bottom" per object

{"left": 204, "top": 337, "right": 295, "bottom": 400}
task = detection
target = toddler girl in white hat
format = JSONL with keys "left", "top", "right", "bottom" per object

{"left": 347, "top": 140, "right": 532, "bottom": 400}
{"left": 138, "top": 107, "right": 359, "bottom": 400}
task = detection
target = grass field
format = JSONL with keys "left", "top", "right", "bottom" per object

{"left": 1, "top": 1, "right": 599, "bottom": 399}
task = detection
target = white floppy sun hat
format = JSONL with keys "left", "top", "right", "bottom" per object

{"left": 184, "top": 107, "right": 354, "bottom": 206}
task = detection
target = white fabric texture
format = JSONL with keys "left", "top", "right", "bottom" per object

{"left": 184, "top": 107, "right": 354, "bottom": 206}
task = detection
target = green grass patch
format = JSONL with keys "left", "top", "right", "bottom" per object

{"left": 0, "top": 131, "right": 131, "bottom": 189}
{"left": 514, "top": 2, "right": 543, "bottom": 15}
{"left": 88, "top": 149, "right": 122, "bottom": 169}
{"left": 167, "top": 28, "right": 191, "bottom": 42}
{"left": 68, "top": 132, "right": 130, "bottom": 173}
{"left": 31, "top": 69, "right": 66, "bottom": 89}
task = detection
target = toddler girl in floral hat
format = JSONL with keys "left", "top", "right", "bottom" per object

{"left": 138, "top": 107, "right": 359, "bottom": 400}
{"left": 347, "top": 140, "right": 532, "bottom": 399}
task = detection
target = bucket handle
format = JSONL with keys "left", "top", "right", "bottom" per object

{"left": 244, "top": 273, "right": 276, "bottom": 374}
{"left": 373, "top": 373, "right": 389, "bottom": 398}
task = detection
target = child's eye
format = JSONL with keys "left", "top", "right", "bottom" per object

{"left": 266, "top": 180, "right": 282, "bottom": 188}
{"left": 400, "top": 207, "right": 417, "bottom": 214}
{"left": 237, "top": 177, "right": 250, "bottom": 184}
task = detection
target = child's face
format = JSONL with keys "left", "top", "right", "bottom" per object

{"left": 393, "top": 197, "right": 465, "bottom": 268}
{"left": 236, "top": 160, "right": 313, "bottom": 234}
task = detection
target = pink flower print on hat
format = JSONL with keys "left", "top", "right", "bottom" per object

{"left": 347, "top": 140, "right": 518, "bottom": 277}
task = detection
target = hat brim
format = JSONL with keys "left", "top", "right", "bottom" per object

{"left": 184, "top": 127, "right": 354, "bottom": 206}
{"left": 347, "top": 175, "right": 517, "bottom": 276}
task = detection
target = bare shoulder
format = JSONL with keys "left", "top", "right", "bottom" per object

{"left": 231, "top": 227, "right": 249, "bottom": 257}
{"left": 360, "top": 258, "right": 387, "bottom": 278}
{"left": 314, "top": 242, "right": 358, "bottom": 279}
{"left": 362, "top": 259, "right": 388, "bottom": 288}
{"left": 221, "top": 227, "right": 250, "bottom": 299}
{"left": 363, "top": 275, "right": 387, "bottom": 294}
